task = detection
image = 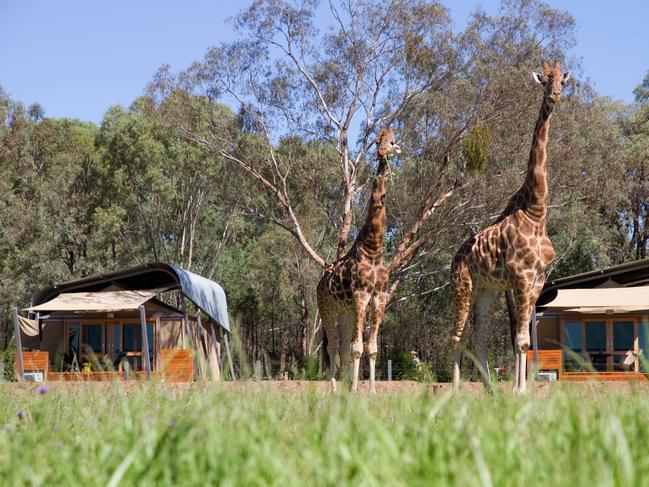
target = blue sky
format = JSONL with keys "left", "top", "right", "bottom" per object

{"left": 1, "top": 0, "right": 647, "bottom": 124}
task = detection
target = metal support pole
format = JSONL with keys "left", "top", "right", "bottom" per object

{"left": 223, "top": 332, "right": 235, "bottom": 380}
{"left": 156, "top": 318, "right": 161, "bottom": 372}
{"left": 196, "top": 314, "right": 209, "bottom": 382}
{"left": 208, "top": 321, "right": 222, "bottom": 381}
{"left": 13, "top": 307, "right": 24, "bottom": 382}
{"left": 387, "top": 359, "right": 392, "bottom": 381}
{"left": 139, "top": 305, "right": 151, "bottom": 380}
{"left": 531, "top": 307, "right": 539, "bottom": 380}
{"left": 179, "top": 295, "right": 198, "bottom": 380}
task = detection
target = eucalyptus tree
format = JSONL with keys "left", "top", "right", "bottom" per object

{"left": 149, "top": 0, "right": 596, "bottom": 373}
{"left": 152, "top": 0, "right": 478, "bottom": 290}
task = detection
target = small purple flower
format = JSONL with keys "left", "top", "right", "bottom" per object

{"left": 37, "top": 385, "right": 49, "bottom": 395}
{"left": 17, "top": 410, "right": 25, "bottom": 420}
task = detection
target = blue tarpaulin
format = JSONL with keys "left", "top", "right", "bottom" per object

{"left": 171, "top": 265, "right": 230, "bottom": 332}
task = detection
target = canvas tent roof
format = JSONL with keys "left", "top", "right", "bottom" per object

{"left": 29, "top": 289, "right": 163, "bottom": 313}
{"left": 539, "top": 258, "right": 649, "bottom": 305}
{"left": 542, "top": 286, "right": 649, "bottom": 314}
{"left": 32, "top": 263, "right": 230, "bottom": 331}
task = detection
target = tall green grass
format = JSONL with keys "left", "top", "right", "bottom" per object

{"left": 1, "top": 382, "right": 648, "bottom": 486}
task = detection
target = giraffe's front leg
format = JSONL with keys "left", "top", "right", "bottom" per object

{"left": 512, "top": 285, "right": 533, "bottom": 395}
{"left": 368, "top": 292, "right": 388, "bottom": 394}
{"left": 350, "top": 292, "right": 370, "bottom": 393}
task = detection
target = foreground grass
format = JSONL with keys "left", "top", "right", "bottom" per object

{"left": 0, "top": 382, "right": 648, "bottom": 486}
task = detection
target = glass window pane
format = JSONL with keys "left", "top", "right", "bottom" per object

{"left": 613, "top": 321, "right": 634, "bottom": 352}
{"left": 563, "top": 321, "right": 583, "bottom": 372}
{"left": 83, "top": 324, "right": 102, "bottom": 354}
{"left": 147, "top": 323, "right": 154, "bottom": 370}
{"left": 564, "top": 322, "right": 582, "bottom": 351}
{"left": 123, "top": 324, "right": 141, "bottom": 352}
{"left": 585, "top": 322, "right": 606, "bottom": 351}
{"left": 67, "top": 324, "right": 80, "bottom": 355}
{"left": 639, "top": 321, "right": 649, "bottom": 372}
{"left": 114, "top": 325, "right": 122, "bottom": 355}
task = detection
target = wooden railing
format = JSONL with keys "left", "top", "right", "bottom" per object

{"left": 15, "top": 351, "right": 49, "bottom": 379}
{"left": 563, "top": 372, "right": 647, "bottom": 382}
{"left": 527, "top": 349, "right": 563, "bottom": 380}
{"left": 160, "top": 349, "right": 194, "bottom": 382}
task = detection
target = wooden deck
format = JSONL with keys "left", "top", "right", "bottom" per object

{"left": 15, "top": 348, "right": 195, "bottom": 382}
{"left": 527, "top": 349, "right": 563, "bottom": 380}
{"left": 47, "top": 371, "right": 147, "bottom": 381}
{"left": 563, "top": 372, "right": 648, "bottom": 382}
{"left": 15, "top": 351, "right": 49, "bottom": 378}
{"left": 160, "top": 349, "right": 194, "bottom": 382}
{"left": 527, "top": 349, "right": 648, "bottom": 381}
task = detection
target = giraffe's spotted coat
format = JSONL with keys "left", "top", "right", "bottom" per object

{"left": 316, "top": 128, "right": 397, "bottom": 393}
{"left": 451, "top": 62, "right": 569, "bottom": 394}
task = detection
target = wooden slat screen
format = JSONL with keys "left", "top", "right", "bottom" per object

{"left": 160, "top": 349, "right": 194, "bottom": 382}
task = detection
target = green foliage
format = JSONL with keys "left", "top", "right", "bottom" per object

{"left": 462, "top": 123, "right": 491, "bottom": 171}
{"left": 0, "top": 338, "right": 16, "bottom": 381}
{"left": 385, "top": 348, "right": 419, "bottom": 380}
{"left": 293, "top": 355, "right": 322, "bottom": 380}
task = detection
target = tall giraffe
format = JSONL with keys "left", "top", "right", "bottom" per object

{"left": 450, "top": 61, "right": 570, "bottom": 394}
{"left": 317, "top": 128, "right": 399, "bottom": 393}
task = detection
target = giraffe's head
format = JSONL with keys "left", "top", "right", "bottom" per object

{"left": 376, "top": 127, "right": 400, "bottom": 174}
{"left": 532, "top": 61, "right": 570, "bottom": 103}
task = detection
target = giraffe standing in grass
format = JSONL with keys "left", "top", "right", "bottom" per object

{"left": 317, "top": 128, "right": 399, "bottom": 393}
{"left": 450, "top": 61, "right": 570, "bottom": 394}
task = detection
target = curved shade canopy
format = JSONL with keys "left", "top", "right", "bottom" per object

{"left": 31, "top": 263, "right": 230, "bottom": 332}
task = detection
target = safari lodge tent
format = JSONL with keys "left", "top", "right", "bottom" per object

{"left": 13, "top": 262, "right": 234, "bottom": 382}
{"left": 530, "top": 259, "right": 649, "bottom": 381}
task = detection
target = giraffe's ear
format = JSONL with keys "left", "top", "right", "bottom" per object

{"left": 562, "top": 71, "right": 571, "bottom": 83}
{"left": 532, "top": 72, "right": 544, "bottom": 85}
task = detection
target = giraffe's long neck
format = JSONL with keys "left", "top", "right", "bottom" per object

{"left": 522, "top": 95, "right": 554, "bottom": 221}
{"left": 355, "top": 173, "right": 387, "bottom": 257}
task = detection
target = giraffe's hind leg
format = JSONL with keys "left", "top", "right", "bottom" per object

{"left": 474, "top": 289, "right": 498, "bottom": 392}
{"left": 318, "top": 297, "right": 339, "bottom": 379}
{"left": 368, "top": 292, "right": 388, "bottom": 394}
{"left": 451, "top": 262, "right": 473, "bottom": 389}
{"left": 338, "top": 313, "right": 354, "bottom": 384}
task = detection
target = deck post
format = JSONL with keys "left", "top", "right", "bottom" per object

{"left": 13, "top": 307, "right": 24, "bottom": 382}
{"left": 531, "top": 307, "right": 539, "bottom": 380}
{"left": 196, "top": 313, "right": 213, "bottom": 382}
{"left": 223, "top": 332, "right": 236, "bottom": 380}
{"left": 179, "top": 295, "right": 199, "bottom": 379}
{"left": 139, "top": 305, "right": 151, "bottom": 380}
{"left": 206, "top": 318, "right": 222, "bottom": 381}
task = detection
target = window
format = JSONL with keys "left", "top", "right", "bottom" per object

{"left": 82, "top": 324, "right": 103, "bottom": 354}
{"left": 585, "top": 321, "right": 607, "bottom": 371}
{"left": 585, "top": 322, "right": 606, "bottom": 351}
{"left": 563, "top": 321, "right": 583, "bottom": 371}
{"left": 613, "top": 321, "right": 634, "bottom": 352}
{"left": 65, "top": 320, "right": 156, "bottom": 372}
{"left": 639, "top": 321, "right": 649, "bottom": 372}
{"left": 562, "top": 318, "right": 640, "bottom": 373}
{"left": 122, "top": 323, "right": 155, "bottom": 371}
